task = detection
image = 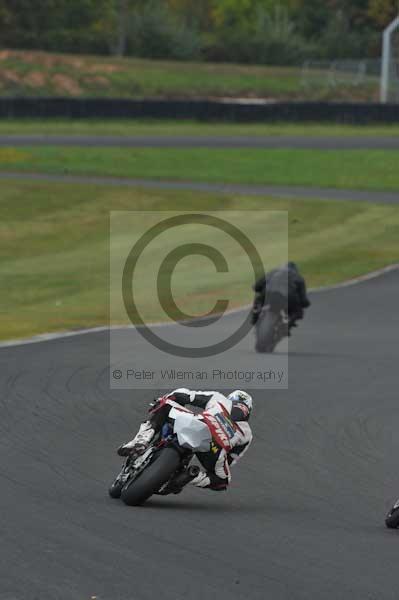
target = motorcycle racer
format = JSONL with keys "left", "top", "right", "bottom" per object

{"left": 117, "top": 389, "right": 253, "bottom": 492}
{"left": 251, "top": 261, "right": 311, "bottom": 330}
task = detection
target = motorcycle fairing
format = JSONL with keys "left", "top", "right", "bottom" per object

{"left": 172, "top": 411, "right": 212, "bottom": 452}
{"left": 201, "top": 412, "right": 234, "bottom": 452}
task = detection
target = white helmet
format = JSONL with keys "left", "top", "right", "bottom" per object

{"left": 228, "top": 390, "right": 253, "bottom": 421}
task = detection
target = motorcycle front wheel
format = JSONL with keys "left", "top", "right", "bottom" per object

{"left": 121, "top": 447, "right": 181, "bottom": 506}
{"left": 385, "top": 502, "right": 399, "bottom": 529}
{"left": 109, "top": 480, "right": 123, "bottom": 499}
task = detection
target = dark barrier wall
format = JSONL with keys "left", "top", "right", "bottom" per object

{"left": 1, "top": 98, "right": 399, "bottom": 123}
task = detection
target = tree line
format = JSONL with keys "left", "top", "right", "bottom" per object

{"left": 0, "top": 0, "right": 398, "bottom": 64}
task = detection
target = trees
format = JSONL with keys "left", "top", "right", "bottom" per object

{"left": 325, "top": 0, "right": 370, "bottom": 27}
{"left": 115, "top": 0, "right": 129, "bottom": 56}
{"left": 291, "top": 0, "right": 330, "bottom": 37}
{"left": 167, "top": 0, "right": 214, "bottom": 28}
{"left": 0, "top": 0, "right": 114, "bottom": 52}
{"left": 368, "top": 0, "right": 399, "bottom": 28}
{"left": 211, "top": 0, "right": 296, "bottom": 29}
{"left": 116, "top": 0, "right": 200, "bottom": 60}
{"left": 0, "top": 0, "right": 397, "bottom": 63}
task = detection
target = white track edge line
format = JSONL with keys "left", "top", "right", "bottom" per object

{"left": 1, "top": 263, "right": 398, "bottom": 349}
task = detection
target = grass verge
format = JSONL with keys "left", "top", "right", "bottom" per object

{"left": 0, "top": 146, "right": 398, "bottom": 191}
{"left": 0, "top": 120, "right": 398, "bottom": 138}
{"left": 1, "top": 179, "right": 399, "bottom": 341}
{"left": 0, "top": 49, "right": 378, "bottom": 101}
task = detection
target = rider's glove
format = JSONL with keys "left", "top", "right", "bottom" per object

{"left": 149, "top": 397, "right": 162, "bottom": 412}
{"left": 117, "top": 444, "right": 133, "bottom": 457}
{"left": 117, "top": 442, "right": 147, "bottom": 457}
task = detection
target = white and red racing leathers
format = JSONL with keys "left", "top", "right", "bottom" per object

{"left": 124, "top": 388, "right": 253, "bottom": 491}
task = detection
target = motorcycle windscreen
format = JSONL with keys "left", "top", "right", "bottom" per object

{"left": 172, "top": 411, "right": 212, "bottom": 452}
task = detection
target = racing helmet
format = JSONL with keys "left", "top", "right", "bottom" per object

{"left": 286, "top": 261, "right": 298, "bottom": 272}
{"left": 228, "top": 390, "right": 253, "bottom": 421}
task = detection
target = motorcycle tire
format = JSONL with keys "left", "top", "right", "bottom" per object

{"left": 255, "top": 310, "right": 280, "bottom": 353}
{"left": 121, "top": 447, "right": 181, "bottom": 506}
{"left": 108, "top": 480, "right": 123, "bottom": 499}
{"left": 385, "top": 504, "right": 399, "bottom": 529}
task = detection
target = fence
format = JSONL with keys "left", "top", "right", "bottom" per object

{"left": 1, "top": 97, "right": 399, "bottom": 122}
{"left": 301, "top": 59, "right": 399, "bottom": 103}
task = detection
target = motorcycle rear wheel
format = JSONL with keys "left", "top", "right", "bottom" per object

{"left": 255, "top": 310, "right": 280, "bottom": 353}
{"left": 121, "top": 447, "right": 181, "bottom": 506}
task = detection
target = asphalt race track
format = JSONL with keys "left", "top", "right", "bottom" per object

{"left": 1, "top": 268, "right": 399, "bottom": 600}
{"left": 1, "top": 172, "right": 398, "bottom": 205}
{"left": 2, "top": 134, "right": 399, "bottom": 149}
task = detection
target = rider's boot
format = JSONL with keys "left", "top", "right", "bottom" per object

{"left": 117, "top": 421, "right": 155, "bottom": 456}
{"left": 168, "top": 466, "right": 201, "bottom": 494}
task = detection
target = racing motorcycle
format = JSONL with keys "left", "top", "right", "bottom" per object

{"left": 109, "top": 417, "right": 206, "bottom": 506}
{"left": 255, "top": 296, "right": 290, "bottom": 353}
{"left": 385, "top": 497, "right": 399, "bottom": 528}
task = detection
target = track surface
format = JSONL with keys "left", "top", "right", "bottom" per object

{"left": 1, "top": 269, "right": 399, "bottom": 599}
{"left": 1, "top": 134, "right": 399, "bottom": 149}
{"left": 1, "top": 171, "right": 398, "bottom": 204}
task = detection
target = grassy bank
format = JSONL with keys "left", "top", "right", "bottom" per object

{"left": 1, "top": 120, "right": 398, "bottom": 138}
{"left": 1, "top": 146, "right": 398, "bottom": 191}
{"left": 1, "top": 179, "right": 398, "bottom": 341}
{"left": 0, "top": 49, "right": 377, "bottom": 101}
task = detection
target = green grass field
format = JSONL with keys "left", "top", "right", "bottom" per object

{"left": 1, "top": 119, "right": 398, "bottom": 138}
{"left": 1, "top": 179, "right": 399, "bottom": 341}
{"left": 0, "top": 49, "right": 378, "bottom": 101}
{"left": 1, "top": 146, "right": 398, "bottom": 191}
{"left": 2, "top": 118, "right": 397, "bottom": 341}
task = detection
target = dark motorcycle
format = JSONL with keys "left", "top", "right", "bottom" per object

{"left": 255, "top": 303, "right": 290, "bottom": 353}
{"left": 385, "top": 497, "right": 399, "bottom": 528}
{"left": 109, "top": 423, "right": 200, "bottom": 506}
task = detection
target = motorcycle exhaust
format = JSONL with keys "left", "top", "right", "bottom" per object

{"left": 172, "top": 465, "right": 200, "bottom": 490}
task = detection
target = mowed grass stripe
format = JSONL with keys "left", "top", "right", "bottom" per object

{"left": 1, "top": 180, "right": 399, "bottom": 340}
{"left": 1, "top": 120, "right": 399, "bottom": 138}
{"left": 0, "top": 146, "right": 399, "bottom": 192}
